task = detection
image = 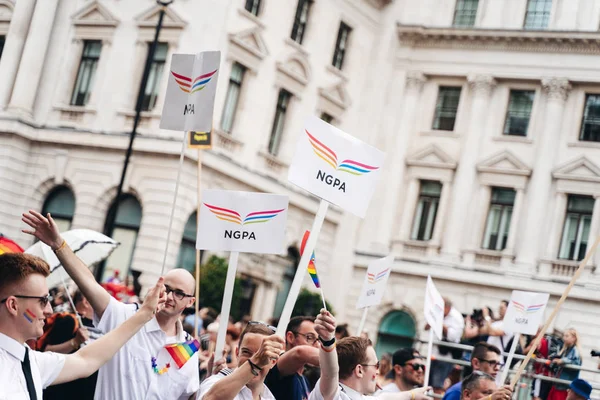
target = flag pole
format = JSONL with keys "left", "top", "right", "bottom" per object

{"left": 424, "top": 329, "right": 434, "bottom": 388}
{"left": 357, "top": 307, "right": 368, "bottom": 335}
{"left": 194, "top": 148, "right": 202, "bottom": 338}
{"left": 501, "top": 333, "right": 519, "bottom": 384}
{"left": 214, "top": 251, "right": 239, "bottom": 360}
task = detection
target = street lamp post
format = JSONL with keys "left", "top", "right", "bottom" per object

{"left": 98, "top": 0, "right": 173, "bottom": 281}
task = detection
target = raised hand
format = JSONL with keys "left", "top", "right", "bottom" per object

{"left": 249, "top": 334, "right": 285, "bottom": 369}
{"left": 411, "top": 387, "right": 433, "bottom": 400}
{"left": 140, "top": 277, "right": 167, "bottom": 318}
{"left": 314, "top": 309, "right": 336, "bottom": 341}
{"left": 22, "top": 210, "right": 64, "bottom": 250}
{"left": 490, "top": 386, "right": 513, "bottom": 400}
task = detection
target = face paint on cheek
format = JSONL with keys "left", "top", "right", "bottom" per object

{"left": 23, "top": 309, "right": 37, "bottom": 323}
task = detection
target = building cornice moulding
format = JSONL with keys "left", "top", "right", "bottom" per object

{"left": 72, "top": 1, "right": 119, "bottom": 28}
{"left": 406, "top": 144, "right": 457, "bottom": 170}
{"left": 477, "top": 150, "right": 532, "bottom": 177}
{"left": 397, "top": 24, "right": 600, "bottom": 55}
{"left": 552, "top": 155, "right": 600, "bottom": 183}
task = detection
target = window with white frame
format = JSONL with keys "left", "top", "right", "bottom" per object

{"left": 290, "top": 0, "right": 312, "bottom": 44}
{"left": 524, "top": 0, "right": 552, "bottom": 30}
{"left": 245, "top": 0, "right": 261, "bottom": 16}
{"left": 482, "top": 188, "right": 515, "bottom": 251}
{"left": 42, "top": 186, "right": 76, "bottom": 233}
{"left": 176, "top": 212, "right": 198, "bottom": 273}
{"left": 268, "top": 89, "right": 292, "bottom": 156}
{"left": 332, "top": 22, "right": 352, "bottom": 70}
{"left": 70, "top": 40, "right": 102, "bottom": 106}
{"left": 453, "top": 0, "right": 479, "bottom": 27}
{"left": 432, "top": 87, "right": 461, "bottom": 131}
{"left": 579, "top": 94, "right": 600, "bottom": 142}
{"left": 221, "top": 62, "right": 247, "bottom": 133}
{"left": 141, "top": 42, "right": 168, "bottom": 111}
{"left": 558, "top": 195, "right": 594, "bottom": 261}
{"left": 411, "top": 181, "right": 442, "bottom": 241}
{"left": 504, "top": 90, "right": 535, "bottom": 136}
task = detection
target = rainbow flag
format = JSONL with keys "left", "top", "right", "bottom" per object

{"left": 300, "top": 231, "right": 320, "bottom": 289}
{"left": 165, "top": 339, "right": 200, "bottom": 368}
{"left": 0, "top": 236, "right": 24, "bottom": 254}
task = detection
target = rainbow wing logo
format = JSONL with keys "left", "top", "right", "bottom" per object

{"left": 300, "top": 230, "right": 320, "bottom": 288}
{"left": 165, "top": 339, "right": 200, "bottom": 368}
{"left": 367, "top": 267, "right": 390, "bottom": 284}
{"left": 171, "top": 69, "right": 218, "bottom": 94}
{"left": 204, "top": 204, "right": 284, "bottom": 225}
{"left": 306, "top": 130, "right": 379, "bottom": 176}
{"left": 512, "top": 301, "right": 544, "bottom": 315}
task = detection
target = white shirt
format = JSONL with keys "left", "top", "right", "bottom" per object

{"left": 308, "top": 379, "right": 377, "bottom": 400}
{"left": 487, "top": 320, "right": 513, "bottom": 385}
{"left": 381, "top": 382, "right": 401, "bottom": 393}
{"left": 198, "top": 372, "right": 276, "bottom": 400}
{"left": 432, "top": 307, "right": 465, "bottom": 357}
{"left": 93, "top": 297, "right": 199, "bottom": 400}
{"left": 0, "top": 332, "right": 66, "bottom": 400}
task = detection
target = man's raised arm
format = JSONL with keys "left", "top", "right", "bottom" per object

{"left": 313, "top": 309, "right": 338, "bottom": 400}
{"left": 22, "top": 210, "right": 111, "bottom": 318}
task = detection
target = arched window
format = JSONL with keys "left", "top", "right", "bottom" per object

{"left": 42, "top": 186, "right": 75, "bottom": 232}
{"left": 102, "top": 195, "right": 142, "bottom": 282}
{"left": 176, "top": 212, "right": 197, "bottom": 272}
{"left": 376, "top": 310, "right": 416, "bottom": 356}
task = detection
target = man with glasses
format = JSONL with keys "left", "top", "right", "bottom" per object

{"left": 265, "top": 316, "right": 321, "bottom": 400}
{"left": 22, "top": 210, "right": 200, "bottom": 400}
{"left": 0, "top": 253, "right": 167, "bottom": 399}
{"left": 199, "top": 321, "right": 285, "bottom": 399}
{"left": 381, "top": 348, "right": 425, "bottom": 392}
{"left": 443, "top": 342, "right": 512, "bottom": 400}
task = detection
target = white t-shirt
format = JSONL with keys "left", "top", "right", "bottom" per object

{"left": 198, "top": 372, "right": 276, "bottom": 400}
{"left": 381, "top": 382, "right": 401, "bottom": 393}
{"left": 432, "top": 307, "right": 465, "bottom": 357}
{"left": 308, "top": 379, "right": 377, "bottom": 400}
{"left": 0, "top": 333, "right": 66, "bottom": 400}
{"left": 93, "top": 297, "right": 199, "bottom": 400}
{"left": 487, "top": 320, "right": 513, "bottom": 385}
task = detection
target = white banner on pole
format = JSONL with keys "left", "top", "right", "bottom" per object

{"left": 503, "top": 290, "right": 550, "bottom": 335}
{"left": 424, "top": 275, "right": 445, "bottom": 340}
{"left": 196, "top": 190, "right": 289, "bottom": 254}
{"left": 160, "top": 51, "right": 221, "bottom": 132}
{"left": 356, "top": 255, "right": 393, "bottom": 309}
{"left": 288, "top": 116, "right": 385, "bottom": 218}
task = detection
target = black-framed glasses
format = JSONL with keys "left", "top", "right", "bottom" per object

{"left": 477, "top": 358, "right": 504, "bottom": 368}
{"left": 361, "top": 361, "right": 380, "bottom": 369}
{"left": 0, "top": 294, "right": 50, "bottom": 307}
{"left": 248, "top": 321, "right": 276, "bottom": 333}
{"left": 294, "top": 332, "right": 318, "bottom": 344}
{"left": 164, "top": 285, "right": 194, "bottom": 301}
{"left": 403, "top": 362, "right": 426, "bottom": 372}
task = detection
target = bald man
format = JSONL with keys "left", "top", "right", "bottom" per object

{"left": 22, "top": 211, "right": 200, "bottom": 400}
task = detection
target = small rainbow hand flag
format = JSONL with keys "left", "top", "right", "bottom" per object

{"left": 165, "top": 339, "right": 200, "bottom": 368}
{"left": 300, "top": 231, "right": 320, "bottom": 289}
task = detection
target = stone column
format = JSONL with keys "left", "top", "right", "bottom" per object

{"left": 7, "top": 0, "right": 59, "bottom": 117}
{"left": 539, "top": 192, "right": 568, "bottom": 278}
{"left": 442, "top": 75, "right": 496, "bottom": 261}
{"left": 395, "top": 178, "right": 420, "bottom": 245}
{"left": 463, "top": 185, "right": 492, "bottom": 267}
{"left": 430, "top": 180, "right": 452, "bottom": 246}
{"left": 589, "top": 196, "right": 600, "bottom": 273}
{"left": 360, "top": 72, "right": 426, "bottom": 252}
{"left": 516, "top": 79, "right": 571, "bottom": 271}
{"left": 501, "top": 188, "right": 524, "bottom": 269}
{"left": 0, "top": 0, "right": 36, "bottom": 110}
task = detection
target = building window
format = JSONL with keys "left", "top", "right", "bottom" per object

{"left": 42, "top": 186, "right": 76, "bottom": 233}
{"left": 482, "top": 188, "right": 515, "bottom": 251}
{"left": 268, "top": 89, "right": 292, "bottom": 156}
{"left": 103, "top": 195, "right": 142, "bottom": 281}
{"left": 579, "top": 94, "right": 600, "bottom": 142}
{"left": 70, "top": 40, "right": 102, "bottom": 106}
{"left": 245, "top": 0, "right": 261, "bottom": 16}
{"left": 320, "top": 112, "right": 334, "bottom": 124}
{"left": 559, "top": 195, "right": 594, "bottom": 261}
{"left": 176, "top": 212, "right": 198, "bottom": 273}
{"left": 141, "top": 42, "right": 168, "bottom": 111}
{"left": 291, "top": 0, "right": 312, "bottom": 44}
{"left": 332, "top": 22, "right": 352, "bottom": 70}
{"left": 503, "top": 90, "right": 535, "bottom": 136}
{"left": 0, "top": 35, "right": 5, "bottom": 59}
{"left": 432, "top": 87, "right": 461, "bottom": 131}
{"left": 453, "top": 0, "right": 479, "bottom": 27}
{"left": 524, "top": 0, "right": 552, "bottom": 30}
{"left": 221, "top": 63, "right": 246, "bottom": 133}
{"left": 411, "top": 181, "right": 442, "bottom": 241}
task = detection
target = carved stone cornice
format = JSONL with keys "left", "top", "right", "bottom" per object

{"left": 467, "top": 74, "right": 496, "bottom": 96}
{"left": 405, "top": 71, "right": 426, "bottom": 91}
{"left": 542, "top": 78, "right": 571, "bottom": 102}
{"left": 397, "top": 24, "right": 600, "bottom": 54}
{"left": 364, "top": 0, "right": 393, "bottom": 9}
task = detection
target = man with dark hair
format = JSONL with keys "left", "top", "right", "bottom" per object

{"left": 0, "top": 253, "right": 166, "bottom": 399}
{"left": 199, "top": 322, "right": 285, "bottom": 400}
{"left": 381, "top": 348, "right": 425, "bottom": 392}
{"left": 265, "top": 316, "right": 320, "bottom": 399}
{"left": 461, "top": 372, "right": 497, "bottom": 400}
{"left": 443, "top": 342, "right": 512, "bottom": 400}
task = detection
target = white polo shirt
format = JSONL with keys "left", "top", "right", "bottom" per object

{"left": 93, "top": 297, "right": 200, "bottom": 400}
{"left": 0, "top": 332, "right": 66, "bottom": 400}
{"left": 198, "top": 371, "right": 275, "bottom": 400}
{"left": 308, "top": 379, "right": 377, "bottom": 400}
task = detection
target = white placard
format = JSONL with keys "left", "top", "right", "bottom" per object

{"left": 503, "top": 290, "right": 550, "bottom": 335}
{"left": 196, "top": 190, "right": 289, "bottom": 254}
{"left": 356, "top": 255, "right": 393, "bottom": 309}
{"left": 160, "top": 51, "right": 221, "bottom": 132}
{"left": 424, "top": 276, "right": 445, "bottom": 340}
{"left": 288, "top": 116, "right": 385, "bottom": 218}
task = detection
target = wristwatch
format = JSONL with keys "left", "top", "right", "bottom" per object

{"left": 319, "top": 336, "right": 335, "bottom": 347}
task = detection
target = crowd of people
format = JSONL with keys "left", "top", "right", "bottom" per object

{"left": 0, "top": 210, "right": 595, "bottom": 400}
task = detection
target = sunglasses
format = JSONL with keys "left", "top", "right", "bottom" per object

{"left": 294, "top": 332, "right": 318, "bottom": 344}
{"left": 477, "top": 358, "right": 504, "bottom": 369}
{"left": 248, "top": 321, "right": 276, "bottom": 333}
{"left": 0, "top": 294, "right": 51, "bottom": 308}
{"left": 403, "top": 363, "right": 426, "bottom": 372}
{"left": 361, "top": 361, "right": 380, "bottom": 369}
{"left": 164, "top": 285, "right": 194, "bottom": 301}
